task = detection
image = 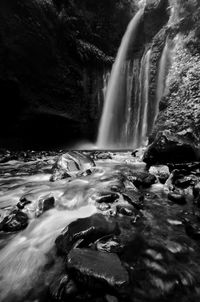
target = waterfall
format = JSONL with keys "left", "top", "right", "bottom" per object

{"left": 97, "top": 10, "right": 171, "bottom": 150}
{"left": 97, "top": 9, "right": 144, "bottom": 149}
{"left": 155, "top": 39, "right": 171, "bottom": 121}
{"left": 139, "top": 49, "right": 151, "bottom": 146}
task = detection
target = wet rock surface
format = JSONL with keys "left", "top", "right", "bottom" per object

{"left": 66, "top": 248, "right": 129, "bottom": 294}
{"left": 144, "top": 131, "right": 199, "bottom": 165}
{"left": 50, "top": 151, "right": 95, "bottom": 182}
{"left": 1, "top": 151, "right": 200, "bottom": 302}
{"left": 0, "top": 209, "right": 28, "bottom": 232}
{"left": 55, "top": 213, "right": 119, "bottom": 256}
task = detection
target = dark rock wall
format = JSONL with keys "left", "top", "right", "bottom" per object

{"left": 0, "top": 0, "right": 132, "bottom": 149}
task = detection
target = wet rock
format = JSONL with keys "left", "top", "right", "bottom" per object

{"left": 143, "top": 131, "right": 198, "bottom": 165}
{"left": 185, "top": 221, "right": 200, "bottom": 240}
{"left": 116, "top": 205, "right": 133, "bottom": 216}
{"left": 36, "top": 194, "right": 55, "bottom": 217}
{"left": 123, "top": 190, "right": 144, "bottom": 210}
{"left": 55, "top": 213, "right": 119, "bottom": 255}
{"left": 129, "top": 172, "right": 156, "bottom": 188}
{"left": 193, "top": 182, "right": 200, "bottom": 204}
{"left": 67, "top": 248, "right": 129, "bottom": 293}
{"left": 131, "top": 150, "right": 138, "bottom": 157}
{"left": 95, "top": 237, "right": 121, "bottom": 253}
{"left": 0, "top": 209, "right": 28, "bottom": 232}
{"left": 175, "top": 176, "right": 193, "bottom": 188}
{"left": 95, "top": 152, "right": 112, "bottom": 160}
{"left": 97, "top": 203, "right": 111, "bottom": 211}
{"left": 149, "top": 165, "right": 170, "bottom": 184}
{"left": 17, "top": 198, "right": 31, "bottom": 210}
{"left": 78, "top": 169, "right": 93, "bottom": 177}
{"left": 49, "top": 274, "right": 77, "bottom": 300}
{"left": 168, "top": 192, "right": 186, "bottom": 205}
{"left": 50, "top": 151, "right": 95, "bottom": 182}
{"left": 95, "top": 193, "right": 119, "bottom": 204}
{"left": 168, "top": 162, "right": 200, "bottom": 173}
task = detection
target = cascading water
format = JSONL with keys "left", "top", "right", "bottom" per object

{"left": 134, "top": 48, "right": 151, "bottom": 147}
{"left": 97, "top": 9, "right": 144, "bottom": 149}
{"left": 155, "top": 39, "right": 171, "bottom": 121}
{"left": 97, "top": 7, "right": 173, "bottom": 151}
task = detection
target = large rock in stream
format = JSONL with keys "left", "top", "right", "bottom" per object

{"left": 50, "top": 151, "right": 95, "bottom": 181}
{"left": 66, "top": 248, "right": 129, "bottom": 294}
{"left": 143, "top": 131, "right": 199, "bottom": 165}
{"left": 0, "top": 209, "right": 29, "bottom": 232}
{"left": 55, "top": 213, "right": 119, "bottom": 255}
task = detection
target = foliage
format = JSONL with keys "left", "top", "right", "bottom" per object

{"left": 53, "top": 0, "right": 138, "bottom": 62}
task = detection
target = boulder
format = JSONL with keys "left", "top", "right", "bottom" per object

{"left": 0, "top": 209, "right": 28, "bottom": 232}
{"left": 36, "top": 194, "right": 55, "bottom": 217}
{"left": 50, "top": 151, "right": 95, "bottom": 182}
{"left": 128, "top": 172, "right": 156, "bottom": 188}
{"left": 149, "top": 165, "right": 170, "bottom": 184}
{"left": 66, "top": 248, "right": 129, "bottom": 293}
{"left": 55, "top": 213, "right": 119, "bottom": 255}
{"left": 143, "top": 131, "right": 199, "bottom": 166}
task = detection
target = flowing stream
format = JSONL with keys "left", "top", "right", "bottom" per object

{"left": 1, "top": 154, "right": 200, "bottom": 302}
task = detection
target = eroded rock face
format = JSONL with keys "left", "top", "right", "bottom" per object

{"left": 66, "top": 248, "right": 129, "bottom": 294}
{"left": 144, "top": 131, "right": 199, "bottom": 165}
{"left": 55, "top": 213, "right": 119, "bottom": 255}
{"left": 50, "top": 151, "right": 95, "bottom": 181}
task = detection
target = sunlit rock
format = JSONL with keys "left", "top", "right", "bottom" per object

{"left": 149, "top": 165, "right": 170, "bottom": 184}
{"left": 50, "top": 151, "right": 95, "bottom": 182}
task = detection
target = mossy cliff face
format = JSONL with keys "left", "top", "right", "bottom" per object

{"left": 149, "top": 0, "right": 200, "bottom": 154}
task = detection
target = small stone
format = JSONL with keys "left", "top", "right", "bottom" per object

{"left": 95, "top": 237, "right": 121, "bottom": 253}
{"left": 17, "top": 198, "right": 31, "bottom": 210}
{"left": 95, "top": 193, "right": 119, "bottom": 204}
{"left": 116, "top": 205, "right": 133, "bottom": 216}
{"left": 97, "top": 203, "right": 111, "bottom": 211}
